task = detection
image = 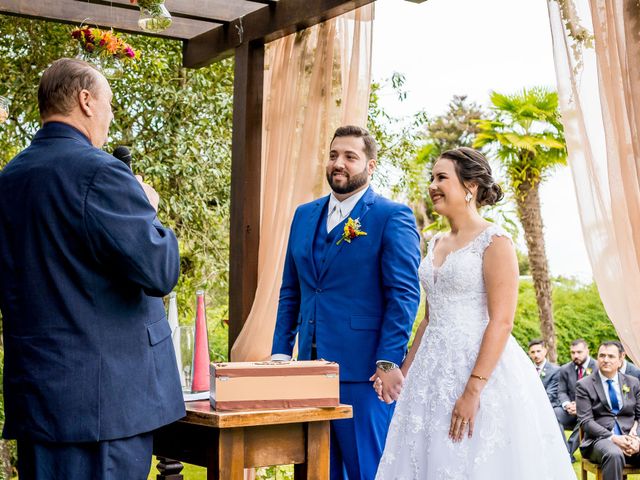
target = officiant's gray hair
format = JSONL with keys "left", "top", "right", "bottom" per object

{"left": 38, "top": 58, "right": 100, "bottom": 118}
{"left": 331, "top": 125, "right": 378, "bottom": 160}
{"left": 439, "top": 147, "right": 504, "bottom": 207}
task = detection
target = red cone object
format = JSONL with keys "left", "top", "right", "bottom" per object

{"left": 191, "top": 290, "right": 210, "bottom": 392}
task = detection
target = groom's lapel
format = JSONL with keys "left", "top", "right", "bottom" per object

{"left": 305, "top": 196, "right": 328, "bottom": 281}
{"left": 318, "top": 188, "right": 376, "bottom": 282}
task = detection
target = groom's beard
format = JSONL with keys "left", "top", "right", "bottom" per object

{"left": 326, "top": 165, "right": 369, "bottom": 195}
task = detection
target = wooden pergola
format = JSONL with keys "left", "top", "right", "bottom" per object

{"left": 0, "top": 0, "right": 423, "bottom": 354}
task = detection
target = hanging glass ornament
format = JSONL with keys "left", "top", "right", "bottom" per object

{"left": 136, "top": 0, "right": 172, "bottom": 33}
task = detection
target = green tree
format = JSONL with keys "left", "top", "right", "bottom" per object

{"left": 474, "top": 88, "right": 567, "bottom": 362}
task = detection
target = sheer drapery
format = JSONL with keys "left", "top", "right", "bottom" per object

{"left": 231, "top": 6, "right": 374, "bottom": 361}
{"left": 547, "top": 0, "right": 640, "bottom": 362}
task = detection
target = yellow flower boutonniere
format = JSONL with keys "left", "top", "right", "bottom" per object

{"left": 586, "top": 367, "right": 593, "bottom": 376}
{"left": 623, "top": 384, "right": 631, "bottom": 395}
{"left": 337, "top": 217, "right": 367, "bottom": 245}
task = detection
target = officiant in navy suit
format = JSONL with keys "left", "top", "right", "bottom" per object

{"left": 0, "top": 58, "right": 184, "bottom": 479}
{"left": 271, "top": 125, "right": 421, "bottom": 480}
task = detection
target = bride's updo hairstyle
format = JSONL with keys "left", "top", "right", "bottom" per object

{"left": 439, "top": 147, "right": 504, "bottom": 207}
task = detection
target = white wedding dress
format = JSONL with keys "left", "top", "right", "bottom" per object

{"left": 375, "top": 225, "right": 575, "bottom": 480}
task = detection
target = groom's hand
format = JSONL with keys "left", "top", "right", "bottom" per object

{"left": 372, "top": 368, "right": 404, "bottom": 404}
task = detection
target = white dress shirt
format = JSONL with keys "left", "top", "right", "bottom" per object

{"left": 599, "top": 371, "right": 623, "bottom": 411}
{"left": 326, "top": 187, "right": 368, "bottom": 233}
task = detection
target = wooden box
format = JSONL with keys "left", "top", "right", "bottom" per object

{"left": 210, "top": 360, "right": 339, "bottom": 411}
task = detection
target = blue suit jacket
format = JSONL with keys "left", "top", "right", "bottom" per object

{"left": 0, "top": 122, "right": 185, "bottom": 443}
{"left": 271, "top": 188, "right": 421, "bottom": 382}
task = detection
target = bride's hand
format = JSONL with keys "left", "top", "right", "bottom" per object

{"left": 449, "top": 390, "right": 481, "bottom": 442}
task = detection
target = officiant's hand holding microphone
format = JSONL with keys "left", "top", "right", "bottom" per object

{"left": 113, "top": 146, "right": 160, "bottom": 211}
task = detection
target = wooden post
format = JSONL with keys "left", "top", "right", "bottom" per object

{"left": 216, "top": 428, "right": 245, "bottom": 480}
{"left": 228, "top": 40, "right": 264, "bottom": 356}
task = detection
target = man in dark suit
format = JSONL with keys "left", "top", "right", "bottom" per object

{"left": 528, "top": 338, "right": 560, "bottom": 405}
{"left": 577, "top": 341, "right": 640, "bottom": 480}
{"left": 271, "top": 125, "right": 421, "bottom": 479}
{"left": 0, "top": 58, "right": 184, "bottom": 479}
{"left": 556, "top": 338, "right": 598, "bottom": 461}
{"left": 612, "top": 341, "right": 640, "bottom": 381}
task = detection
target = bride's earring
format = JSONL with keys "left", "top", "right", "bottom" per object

{"left": 465, "top": 192, "right": 473, "bottom": 203}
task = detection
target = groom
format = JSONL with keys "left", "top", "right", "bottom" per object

{"left": 271, "top": 125, "right": 421, "bottom": 479}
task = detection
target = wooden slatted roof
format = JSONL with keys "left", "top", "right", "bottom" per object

{"left": 0, "top": 0, "right": 376, "bottom": 67}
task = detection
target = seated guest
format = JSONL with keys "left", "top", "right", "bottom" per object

{"left": 576, "top": 341, "right": 640, "bottom": 480}
{"left": 556, "top": 338, "right": 598, "bottom": 461}
{"left": 612, "top": 341, "right": 640, "bottom": 381}
{"left": 528, "top": 338, "right": 560, "bottom": 405}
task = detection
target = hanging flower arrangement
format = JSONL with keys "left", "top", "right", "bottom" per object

{"left": 130, "top": 0, "right": 173, "bottom": 33}
{"left": 71, "top": 27, "right": 140, "bottom": 62}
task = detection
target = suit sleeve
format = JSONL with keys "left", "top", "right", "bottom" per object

{"left": 547, "top": 369, "right": 559, "bottom": 406}
{"left": 375, "top": 205, "right": 421, "bottom": 366}
{"left": 271, "top": 209, "right": 302, "bottom": 357}
{"left": 634, "top": 381, "right": 640, "bottom": 422}
{"left": 83, "top": 161, "right": 180, "bottom": 297}
{"left": 557, "top": 368, "right": 571, "bottom": 406}
{"left": 576, "top": 381, "right": 613, "bottom": 441}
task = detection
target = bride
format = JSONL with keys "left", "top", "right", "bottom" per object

{"left": 374, "top": 147, "right": 575, "bottom": 479}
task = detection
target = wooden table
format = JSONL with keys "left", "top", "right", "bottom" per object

{"left": 153, "top": 401, "right": 353, "bottom": 480}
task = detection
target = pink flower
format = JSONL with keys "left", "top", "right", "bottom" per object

{"left": 125, "top": 47, "right": 136, "bottom": 58}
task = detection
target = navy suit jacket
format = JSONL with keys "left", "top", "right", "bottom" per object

{"left": 558, "top": 357, "right": 598, "bottom": 405}
{"left": 271, "top": 187, "right": 421, "bottom": 381}
{"left": 540, "top": 361, "right": 560, "bottom": 406}
{"left": 0, "top": 122, "right": 185, "bottom": 443}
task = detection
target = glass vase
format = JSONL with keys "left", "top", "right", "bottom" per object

{"left": 138, "top": 2, "right": 172, "bottom": 33}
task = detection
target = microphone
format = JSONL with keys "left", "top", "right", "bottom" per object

{"left": 113, "top": 146, "right": 132, "bottom": 169}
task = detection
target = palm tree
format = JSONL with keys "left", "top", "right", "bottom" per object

{"left": 474, "top": 88, "right": 567, "bottom": 362}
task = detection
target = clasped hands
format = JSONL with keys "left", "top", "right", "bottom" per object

{"left": 612, "top": 433, "right": 640, "bottom": 456}
{"left": 370, "top": 368, "right": 404, "bottom": 404}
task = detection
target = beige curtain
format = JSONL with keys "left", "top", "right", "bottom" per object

{"left": 547, "top": 0, "right": 640, "bottom": 362}
{"left": 231, "top": 6, "right": 374, "bottom": 361}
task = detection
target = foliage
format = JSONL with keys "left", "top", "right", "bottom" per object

{"left": 367, "top": 72, "right": 427, "bottom": 190}
{"left": 474, "top": 88, "right": 567, "bottom": 198}
{"left": 512, "top": 278, "right": 616, "bottom": 365}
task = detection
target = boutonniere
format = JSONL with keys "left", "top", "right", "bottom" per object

{"left": 540, "top": 370, "right": 546, "bottom": 378}
{"left": 586, "top": 367, "right": 593, "bottom": 375}
{"left": 336, "top": 218, "right": 367, "bottom": 245}
{"left": 623, "top": 384, "right": 631, "bottom": 395}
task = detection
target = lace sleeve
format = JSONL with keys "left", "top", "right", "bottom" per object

{"left": 473, "top": 224, "right": 512, "bottom": 256}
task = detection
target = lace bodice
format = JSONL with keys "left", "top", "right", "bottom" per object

{"left": 418, "top": 224, "right": 507, "bottom": 338}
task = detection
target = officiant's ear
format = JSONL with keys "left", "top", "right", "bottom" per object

{"left": 78, "top": 89, "right": 93, "bottom": 117}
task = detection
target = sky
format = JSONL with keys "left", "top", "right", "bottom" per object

{"left": 371, "top": 0, "right": 592, "bottom": 281}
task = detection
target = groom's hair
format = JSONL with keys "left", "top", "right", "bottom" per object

{"left": 331, "top": 125, "right": 378, "bottom": 160}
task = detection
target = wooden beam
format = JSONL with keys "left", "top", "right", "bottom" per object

{"left": 183, "top": 0, "right": 374, "bottom": 68}
{"left": 74, "top": 0, "right": 268, "bottom": 25}
{"left": 228, "top": 40, "right": 264, "bottom": 356}
{"left": 0, "top": 0, "right": 218, "bottom": 40}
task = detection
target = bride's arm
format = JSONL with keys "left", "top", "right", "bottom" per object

{"left": 401, "top": 303, "right": 429, "bottom": 377}
{"left": 450, "top": 235, "right": 518, "bottom": 441}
